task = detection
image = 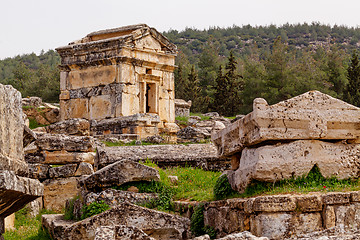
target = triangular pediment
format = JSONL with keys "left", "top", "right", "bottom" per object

{"left": 268, "top": 90, "right": 360, "bottom": 111}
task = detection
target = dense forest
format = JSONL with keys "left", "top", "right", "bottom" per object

{"left": 1, "top": 23, "right": 360, "bottom": 114}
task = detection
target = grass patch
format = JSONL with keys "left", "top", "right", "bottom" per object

{"left": 190, "top": 113, "right": 211, "bottom": 121}
{"left": 175, "top": 116, "right": 189, "bottom": 125}
{"left": 28, "top": 118, "right": 48, "bottom": 130}
{"left": 81, "top": 201, "right": 110, "bottom": 220}
{"left": 3, "top": 207, "right": 56, "bottom": 240}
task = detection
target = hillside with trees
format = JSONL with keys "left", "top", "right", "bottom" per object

{"left": 1, "top": 23, "right": 360, "bottom": 114}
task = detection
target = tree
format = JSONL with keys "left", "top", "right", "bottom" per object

{"left": 184, "top": 65, "right": 202, "bottom": 112}
{"left": 345, "top": 51, "right": 360, "bottom": 106}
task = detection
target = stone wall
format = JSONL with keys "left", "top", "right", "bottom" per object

{"left": 95, "top": 143, "right": 230, "bottom": 172}
{"left": 26, "top": 133, "right": 95, "bottom": 212}
{"left": 199, "top": 192, "right": 360, "bottom": 239}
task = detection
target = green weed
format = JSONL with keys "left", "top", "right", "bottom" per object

{"left": 213, "top": 174, "right": 238, "bottom": 200}
{"left": 28, "top": 118, "right": 48, "bottom": 130}
{"left": 190, "top": 204, "right": 217, "bottom": 239}
{"left": 81, "top": 201, "right": 110, "bottom": 220}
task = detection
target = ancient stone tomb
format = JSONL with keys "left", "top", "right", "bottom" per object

{"left": 212, "top": 91, "right": 360, "bottom": 192}
{"left": 56, "top": 24, "right": 178, "bottom": 139}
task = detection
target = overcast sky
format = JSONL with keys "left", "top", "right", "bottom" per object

{"left": 1, "top": 0, "right": 360, "bottom": 59}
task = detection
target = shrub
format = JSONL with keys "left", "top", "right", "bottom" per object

{"left": 190, "top": 204, "right": 217, "bottom": 239}
{"left": 213, "top": 174, "right": 237, "bottom": 200}
{"left": 81, "top": 201, "right": 110, "bottom": 220}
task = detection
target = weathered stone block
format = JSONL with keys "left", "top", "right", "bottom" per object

{"left": 251, "top": 213, "right": 292, "bottom": 239}
{"left": 49, "top": 164, "right": 78, "bottom": 178}
{"left": 43, "top": 151, "right": 95, "bottom": 165}
{"left": 95, "top": 143, "right": 229, "bottom": 171}
{"left": 212, "top": 91, "right": 360, "bottom": 157}
{"left": 323, "top": 192, "right": 351, "bottom": 205}
{"left": 290, "top": 212, "right": 323, "bottom": 236}
{"left": 227, "top": 140, "right": 360, "bottom": 192}
{"left": 351, "top": 191, "right": 360, "bottom": 202}
{"left": 95, "top": 225, "right": 155, "bottom": 240}
{"left": 295, "top": 194, "right": 323, "bottom": 212}
{"left": 46, "top": 118, "right": 90, "bottom": 136}
{"left": 252, "top": 195, "right": 297, "bottom": 212}
{"left": 75, "top": 162, "right": 94, "bottom": 176}
{"left": 80, "top": 160, "right": 160, "bottom": 191}
{"left": 36, "top": 134, "right": 95, "bottom": 152}
{"left": 28, "top": 163, "right": 50, "bottom": 180}
{"left": 68, "top": 65, "right": 116, "bottom": 89}
{"left": 89, "top": 95, "right": 113, "bottom": 120}
{"left": 67, "top": 98, "right": 89, "bottom": 119}
{"left": 43, "top": 177, "right": 80, "bottom": 212}
{"left": 0, "top": 170, "right": 43, "bottom": 218}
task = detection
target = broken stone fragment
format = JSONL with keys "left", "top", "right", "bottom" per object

{"left": 80, "top": 160, "right": 160, "bottom": 191}
{"left": 35, "top": 133, "right": 95, "bottom": 152}
{"left": 46, "top": 118, "right": 90, "bottom": 136}
{"left": 227, "top": 140, "right": 360, "bottom": 192}
{"left": 43, "top": 201, "right": 191, "bottom": 240}
{"left": 23, "top": 125, "right": 37, "bottom": 148}
{"left": 48, "top": 164, "right": 78, "bottom": 178}
{"left": 43, "top": 151, "right": 95, "bottom": 165}
{"left": 74, "top": 162, "right": 94, "bottom": 176}
{"left": 28, "top": 163, "right": 50, "bottom": 180}
{"left": 212, "top": 91, "right": 360, "bottom": 157}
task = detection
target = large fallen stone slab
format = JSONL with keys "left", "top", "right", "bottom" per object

{"left": 46, "top": 118, "right": 90, "bottom": 136}
{"left": 227, "top": 140, "right": 360, "bottom": 192}
{"left": 0, "top": 170, "right": 43, "bottom": 217}
{"left": 43, "top": 202, "right": 191, "bottom": 240}
{"left": 80, "top": 160, "right": 160, "bottom": 191}
{"left": 212, "top": 91, "right": 360, "bottom": 157}
{"left": 95, "top": 143, "right": 230, "bottom": 171}
{"left": 35, "top": 133, "right": 95, "bottom": 152}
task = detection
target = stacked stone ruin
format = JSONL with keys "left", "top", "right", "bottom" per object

{"left": 212, "top": 90, "right": 360, "bottom": 192}
{"left": 0, "top": 84, "right": 43, "bottom": 239}
{"left": 25, "top": 119, "right": 96, "bottom": 212}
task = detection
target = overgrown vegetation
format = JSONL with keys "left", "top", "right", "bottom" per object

{"left": 64, "top": 195, "right": 80, "bottom": 220}
{"left": 213, "top": 174, "right": 238, "bottom": 200}
{"left": 81, "top": 200, "right": 110, "bottom": 220}
{"left": 28, "top": 118, "right": 48, "bottom": 130}
{"left": 190, "top": 204, "right": 217, "bottom": 239}
{"left": 3, "top": 207, "right": 55, "bottom": 240}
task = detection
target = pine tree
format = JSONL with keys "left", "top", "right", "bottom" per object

{"left": 184, "top": 65, "right": 202, "bottom": 112}
{"left": 345, "top": 51, "right": 360, "bottom": 106}
{"left": 174, "top": 64, "right": 188, "bottom": 100}
{"left": 212, "top": 66, "right": 227, "bottom": 114}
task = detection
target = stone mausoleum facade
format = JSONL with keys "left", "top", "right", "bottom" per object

{"left": 56, "top": 24, "right": 178, "bottom": 139}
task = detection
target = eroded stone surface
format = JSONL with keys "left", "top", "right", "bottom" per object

{"left": 95, "top": 143, "right": 230, "bottom": 171}
{"left": 36, "top": 134, "right": 95, "bottom": 152}
{"left": 49, "top": 164, "right": 78, "bottom": 178}
{"left": 80, "top": 160, "right": 160, "bottom": 190}
{"left": 95, "top": 225, "right": 156, "bottom": 240}
{"left": 212, "top": 91, "right": 360, "bottom": 157}
{"left": 227, "top": 140, "right": 360, "bottom": 192}
{"left": 175, "top": 99, "right": 191, "bottom": 117}
{"left": 46, "top": 118, "right": 90, "bottom": 136}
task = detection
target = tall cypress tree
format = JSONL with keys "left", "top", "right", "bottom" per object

{"left": 345, "top": 51, "right": 360, "bottom": 106}
{"left": 212, "top": 66, "right": 227, "bottom": 114}
{"left": 184, "top": 65, "right": 202, "bottom": 112}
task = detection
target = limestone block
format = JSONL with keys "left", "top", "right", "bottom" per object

{"left": 204, "top": 207, "right": 245, "bottom": 236}
{"left": 75, "top": 162, "right": 94, "bottom": 176}
{"left": 252, "top": 195, "right": 297, "bottom": 212}
{"left": 95, "top": 225, "right": 156, "bottom": 240}
{"left": 26, "top": 197, "right": 43, "bottom": 217}
{"left": 95, "top": 143, "right": 221, "bottom": 170}
{"left": 59, "top": 91, "right": 70, "bottom": 100}
{"left": 135, "top": 35, "right": 162, "bottom": 51}
{"left": 60, "top": 71, "right": 69, "bottom": 91}
{"left": 28, "top": 163, "right": 50, "bottom": 180}
{"left": 120, "top": 93, "right": 139, "bottom": 116}
{"left": 212, "top": 91, "right": 360, "bottom": 157}
{"left": 43, "top": 151, "right": 95, "bottom": 165}
{"left": 23, "top": 125, "right": 37, "bottom": 148}
{"left": 227, "top": 140, "right": 360, "bottom": 192}
{"left": 351, "top": 191, "right": 360, "bottom": 202}
{"left": 44, "top": 108, "right": 60, "bottom": 124}
{"left": 251, "top": 213, "right": 292, "bottom": 240}
{"left": 42, "top": 214, "right": 70, "bottom": 240}
{"left": 49, "top": 164, "right": 78, "bottom": 178}
{"left": 290, "top": 213, "right": 323, "bottom": 236}
{"left": 333, "top": 203, "right": 360, "bottom": 230}
{"left": 89, "top": 95, "right": 113, "bottom": 120}
{"left": 119, "top": 64, "right": 136, "bottom": 84}
{"left": 4, "top": 213, "right": 15, "bottom": 231}
{"left": 68, "top": 65, "right": 116, "bottom": 89}
{"left": 295, "top": 194, "right": 323, "bottom": 212}
{"left": 62, "top": 202, "right": 190, "bottom": 240}
{"left": 0, "top": 84, "right": 28, "bottom": 176}
{"left": 80, "top": 160, "right": 160, "bottom": 190}
{"left": 22, "top": 96, "right": 42, "bottom": 108}
{"left": 36, "top": 134, "right": 95, "bottom": 152}
{"left": 324, "top": 205, "right": 336, "bottom": 229}
{"left": 46, "top": 118, "right": 90, "bottom": 136}
{"left": 43, "top": 177, "right": 80, "bottom": 212}
{"left": 67, "top": 98, "right": 89, "bottom": 119}
{"left": 323, "top": 192, "right": 351, "bottom": 205}
{"left": 0, "top": 170, "right": 43, "bottom": 218}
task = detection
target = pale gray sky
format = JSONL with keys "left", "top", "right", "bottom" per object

{"left": 1, "top": 0, "right": 360, "bottom": 59}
